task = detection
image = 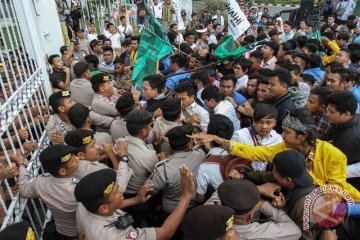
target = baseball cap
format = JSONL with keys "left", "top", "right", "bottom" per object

{"left": 90, "top": 39, "right": 101, "bottom": 48}
{"left": 273, "top": 150, "right": 314, "bottom": 188}
{"left": 181, "top": 10, "right": 187, "bottom": 16}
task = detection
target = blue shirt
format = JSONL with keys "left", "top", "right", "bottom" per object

{"left": 232, "top": 92, "right": 246, "bottom": 105}
{"left": 304, "top": 67, "right": 325, "bottom": 82}
{"left": 161, "top": 56, "right": 172, "bottom": 76}
{"left": 166, "top": 68, "right": 191, "bottom": 89}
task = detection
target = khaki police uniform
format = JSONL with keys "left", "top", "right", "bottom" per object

{"left": 91, "top": 93, "right": 118, "bottom": 117}
{"left": 70, "top": 78, "right": 95, "bottom": 107}
{"left": 18, "top": 166, "right": 79, "bottom": 237}
{"left": 109, "top": 116, "right": 129, "bottom": 140}
{"left": 94, "top": 131, "right": 113, "bottom": 145}
{"left": 152, "top": 116, "right": 181, "bottom": 154}
{"left": 149, "top": 149, "right": 206, "bottom": 213}
{"left": 72, "top": 160, "right": 133, "bottom": 191}
{"left": 46, "top": 114, "right": 75, "bottom": 140}
{"left": 89, "top": 110, "right": 114, "bottom": 132}
{"left": 76, "top": 203, "right": 156, "bottom": 240}
{"left": 122, "top": 135, "right": 158, "bottom": 195}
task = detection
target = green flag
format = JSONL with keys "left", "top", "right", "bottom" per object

{"left": 139, "top": 0, "right": 169, "bottom": 42}
{"left": 132, "top": 28, "right": 173, "bottom": 88}
{"left": 307, "top": 27, "right": 321, "bottom": 41}
{"left": 215, "top": 36, "right": 266, "bottom": 61}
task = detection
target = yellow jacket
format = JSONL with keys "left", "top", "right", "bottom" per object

{"left": 322, "top": 40, "right": 340, "bottom": 67}
{"left": 230, "top": 139, "right": 360, "bottom": 202}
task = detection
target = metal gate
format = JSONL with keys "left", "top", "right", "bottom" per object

{"left": 0, "top": 0, "right": 52, "bottom": 238}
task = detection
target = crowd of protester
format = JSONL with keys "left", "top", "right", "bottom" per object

{"left": 1, "top": 0, "right": 360, "bottom": 239}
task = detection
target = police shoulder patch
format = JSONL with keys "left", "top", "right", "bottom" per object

{"left": 126, "top": 230, "right": 138, "bottom": 239}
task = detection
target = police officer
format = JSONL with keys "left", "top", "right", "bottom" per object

{"left": 109, "top": 93, "right": 136, "bottom": 140}
{"left": 149, "top": 125, "right": 205, "bottom": 218}
{"left": 10, "top": 145, "right": 80, "bottom": 239}
{"left": 70, "top": 62, "right": 95, "bottom": 107}
{"left": 68, "top": 103, "right": 113, "bottom": 145}
{"left": 74, "top": 166, "right": 195, "bottom": 240}
{"left": 46, "top": 90, "right": 75, "bottom": 144}
{"left": 90, "top": 73, "right": 119, "bottom": 118}
{"left": 122, "top": 109, "right": 158, "bottom": 196}
{"left": 65, "top": 129, "right": 132, "bottom": 191}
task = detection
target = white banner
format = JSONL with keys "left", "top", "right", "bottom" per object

{"left": 172, "top": 0, "right": 192, "bottom": 31}
{"left": 227, "top": 0, "right": 250, "bottom": 40}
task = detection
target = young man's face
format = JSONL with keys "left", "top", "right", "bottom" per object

{"left": 108, "top": 25, "right": 116, "bottom": 34}
{"left": 142, "top": 80, "right": 158, "bottom": 100}
{"left": 103, "top": 40, "right": 112, "bottom": 47}
{"left": 257, "top": 83, "right": 271, "bottom": 102}
{"left": 269, "top": 76, "right": 286, "bottom": 98}
{"left": 253, "top": 116, "right": 276, "bottom": 138}
{"left": 249, "top": 57, "right": 261, "bottom": 72}
{"left": 283, "top": 23, "right": 291, "bottom": 33}
{"left": 207, "top": 24, "right": 213, "bottom": 32}
{"left": 63, "top": 154, "right": 80, "bottom": 174}
{"left": 246, "top": 79, "right": 258, "bottom": 96}
{"left": 305, "top": 26, "right": 312, "bottom": 35}
{"left": 114, "top": 63, "right": 124, "bottom": 74}
{"left": 215, "top": 25, "right": 222, "bottom": 34}
{"left": 261, "top": 17, "right": 267, "bottom": 24}
{"left": 335, "top": 51, "right": 349, "bottom": 65}
{"left": 220, "top": 79, "right": 235, "bottom": 97}
{"left": 306, "top": 93, "right": 324, "bottom": 115}
{"left": 233, "top": 64, "right": 245, "bottom": 78}
{"left": 173, "top": 25, "right": 179, "bottom": 33}
{"left": 290, "top": 71, "right": 299, "bottom": 85}
{"left": 82, "top": 140, "right": 100, "bottom": 161}
{"left": 261, "top": 45, "right": 274, "bottom": 59}
{"left": 59, "top": 98, "right": 76, "bottom": 114}
{"left": 204, "top": 99, "right": 217, "bottom": 110}
{"left": 326, "top": 103, "right": 350, "bottom": 124}
{"left": 89, "top": 24, "right": 96, "bottom": 32}
{"left": 76, "top": 31, "right": 85, "bottom": 39}
{"left": 52, "top": 57, "right": 64, "bottom": 70}
{"left": 175, "top": 91, "right": 194, "bottom": 108}
{"left": 328, "top": 16, "right": 335, "bottom": 25}
{"left": 294, "top": 57, "right": 305, "bottom": 70}
{"left": 131, "top": 40, "right": 139, "bottom": 51}
{"left": 326, "top": 73, "right": 345, "bottom": 92}
{"left": 186, "top": 35, "right": 196, "bottom": 45}
{"left": 121, "top": 18, "right": 127, "bottom": 25}
{"left": 103, "top": 51, "right": 114, "bottom": 64}
{"left": 100, "top": 81, "right": 114, "bottom": 96}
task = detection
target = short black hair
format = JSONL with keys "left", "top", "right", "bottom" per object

{"left": 249, "top": 50, "right": 264, "bottom": 60}
{"left": 201, "top": 85, "right": 221, "bottom": 102}
{"left": 263, "top": 68, "right": 292, "bottom": 87}
{"left": 126, "top": 119, "right": 152, "bottom": 136}
{"left": 303, "top": 43, "right": 318, "bottom": 54}
{"left": 180, "top": 43, "right": 193, "bottom": 55}
{"left": 244, "top": 35, "right": 256, "bottom": 44}
{"left": 161, "top": 97, "right": 181, "bottom": 121}
{"left": 300, "top": 74, "right": 315, "bottom": 86}
{"left": 169, "top": 23, "right": 178, "bottom": 30}
{"left": 113, "top": 57, "right": 125, "bottom": 65}
{"left": 102, "top": 38, "right": 112, "bottom": 44}
{"left": 249, "top": 73, "right": 264, "bottom": 84}
{"left": 207, "top": 114, "right": 234, "bottom": 147}
{"left": 234, "top": 57, "right": 252, "bottom": 73}
{"left": 330, "top": 68, "right": 350, "bottom": 83}
{"left": 220, "top": 75, "right": 237, "bottom": 86}
{"left": 131, "top": 36, "right": 140, "bottom": 43}
{"left": 85, "top": 54, "right": 100, "bottom": 69}
{"left": 120, "top": 16, "right": 126, "bottom": 21}
{"left": 170, "top": 54, "right": 187, "bottom": 68}
{"left": 281, "top": 42, "right": 294, "bottom": 52}
{"left": 97, "top": 34, "right": 107, "bottom": 41}
{"left": 308, "top": 54, "right": 321, "bottom": 68}
{"left": 351, "top": 50, "right": 360, "bottom": 63}
{"left": 168, "top": 30, "right": 177, "bottom": 44}
{"left": 295, "top": 52, "right": 310, "bottom": 65}
{"left": 48, "top": 54, "right": 60, "bottom": 65}
{"left": 283, "top": 20, "right": 293, "bottom": 27}
{"left": 192, "top": 72, "right": 209, "bottom": 86}
{"left": 175, "top": 80, "right": 197, "bottom": 97}
{"left": 102, "top": 46, "right": 113, "bottom": 54}
{"left": 107, "top": 22, "right": 114, "bottom": 28}
{"left": 122, "top": 39, "right": 131, "bottom": 46}
{"left": 327, "top": 90, "right": 357, "bottom": 116}
{"left": 322, "top": 31, "right": 335, "bottom": 41}
{"left": 287, "top": 64, "right": 301, "bottom": 75}
{"left": 310, "top": 87, "right": 331, "bottom": 106}
{"left": 253, "top": 103, "right": 278, "bottom": 122}
{"left": 263, "top": 41, "right": 279, "bottom": 55}
{"left": 296, "top": 36, "right": 308, "bottom": 49}
{"left": 184, "top": 31, "right": 196, "bottom": 38}
{"left": 143, "top": 74, "right": 166, "bottom": 94}
{"left": 337, "top": 33, "right": 350, "bottom": 41}
{"left": 275, "top": 59, "right": 292, "bottom": 69}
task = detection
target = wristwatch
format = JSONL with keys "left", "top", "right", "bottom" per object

{"left": 120, "top": 155, "right": 129, "bottom": 163}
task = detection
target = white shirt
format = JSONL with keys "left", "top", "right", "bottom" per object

{"left": 109, "top": 32, "right": 122, "bottom": 49}
{"left": 196, "top": 147, "right": 228, "bottom": 194}
{"left": 212, "top": 15, "right": 225, "bottom": 29}
{"left": 214, "top": 100, "right": 241, "bottom": 131}
{"left": 232, "top": 128, "right": 283, "bottom": 171}
{"left": 337, "top": 0, "right": 356, "bottom": 21}
{"left": 180, "top": 101, "right": 210, "bottom": 132}
{"left": 235, "top": 75, "right": 248, "bottom": 91}
{"left": 208, "top": 34, "right": 217, "bottom": 45}
{"left": 152, "top": 2, "right": 164, "bottom": 19}
{"left": 117, "top": 24, "right": 133, "bottom": 40}
{"left": 196, "top": 88, "right": 206, "bottom": 107}
{"left": 176, "top": 33, "right": 184, "bottom": 44}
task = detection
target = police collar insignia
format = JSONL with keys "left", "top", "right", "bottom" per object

{"left": 103, "top": 75, "right": 110, "bottom": 81}
{"left": 62, "top": 91, "right": 71, "bottom": 97}
{"left": 226, "top": 216, "right": 233, "bottom": 231}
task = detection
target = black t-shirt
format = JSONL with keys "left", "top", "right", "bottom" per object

{"left": 49, "top": 69, "right": 66, "bottom": 89}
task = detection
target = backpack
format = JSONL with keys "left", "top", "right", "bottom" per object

{"left": 203, "top": 154, "right": 252, "bottom": 180}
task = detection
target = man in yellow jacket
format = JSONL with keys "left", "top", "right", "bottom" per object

{"left": 321, "top": 33, "right": 340, "bottom": 67}
{"left": 191, "top": 109, "right": 360, "bottom": 202}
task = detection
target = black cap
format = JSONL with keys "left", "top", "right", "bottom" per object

{"left": 90, "top": 73, "right": 111, "bottom": 91}
{"left": 74, "top": 61, "right": 89, "bottom": 77}
{"left": 191, "top": 12, "right": 197, "bottom": 17}
{"left": 90, "top": 39, "right": 101, "bottom": 48}
{"left": 161, "top": 97, "right": 181, "bottom": 115}
{"left": 181, "top": 10, "right": 187, "bottom": 16}
{"left": 115, "top": 93, "right": 135, "bottom": 113}
{"left": 76, "top": 28, "right": 85, "bottom": 33}
{"left": 218, "top": 180, "right": 260, "bottom": 215}
{"left": 273, "top": 150, "right": 313, "bottom": 188}
{"left": 48, "top": 90, "right": 71, "bottom": 111}
{"left": 0, "top": 221, "right": 34, "bottom": 240}
{"left": 74, "top": 38, "right": 80, "bottom": 45}
{"left": 68, "top": 103, "right": 90, "bottom": 128}
{"left": 39, "top": 145, "right": 77, "bottom": 173}
{"left": 74, "top": 169, "right": 117, "bottom": 205}
{"left": 65, "top": 129, "right": 95, "bottom": 148}
{"left": 125, "top": 109, "right": 153, "bottom": 125}
{"left": 165, "top": 125, "right": 195, "bottom": 148}
{"left": 182, "top": 205, "right": 234, "bottom": 240}
{"left": 60, "top": 45, "right": 68, "bottom": 55}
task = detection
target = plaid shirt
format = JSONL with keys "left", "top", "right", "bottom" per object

{"left": 314, "top": 112, "right": 331, "bottom": 139}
